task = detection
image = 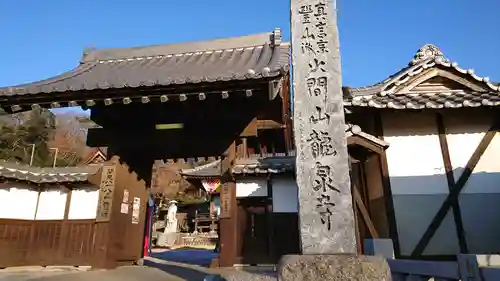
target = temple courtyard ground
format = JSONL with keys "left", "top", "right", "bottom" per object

{"left": 0, "top": 248, "right": 275, "bottom": 281}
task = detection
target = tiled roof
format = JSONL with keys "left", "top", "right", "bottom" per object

{"left": 345, "top": 44, "right": 500, "bottom": 109}
{"left": 349, "top": 91, "right": 500, "bottom": 109}
{"left": 180, "top": 156, "right": 295, "bottom": 179}
{"left": 0, "top": 160, "right": 100, "bottom": 183}
{"left": 180, "top": 124, "right": 388, "bottom": 178}
{"left": 233, "top": 157, "right": 295, "bottom": 175}
{"left": 0, "top": 29, "right": 289, "bottom": 97}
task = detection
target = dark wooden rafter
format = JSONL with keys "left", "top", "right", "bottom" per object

{"left": 347, "top": 135, "right": 386, "bottom": 155}
{"left": 374, "top": 112, "right": 401, "bottom": 257}
{"left": 435, "top": 113, "right": 468, "bottom": 254}
{"left": 411, "top": 116, "right": 500, "bottom": 257}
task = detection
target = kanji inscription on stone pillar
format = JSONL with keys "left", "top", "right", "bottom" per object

{"left": 291, "top": 0, "right": 357, "bottom": 254}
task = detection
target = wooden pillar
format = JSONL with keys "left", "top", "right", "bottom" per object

{"left": 363, "top": 154, "right": 391, "bottom": 239}
{"left": 374, "top": 113, "right": 401, "bottom": 257}
{"left": 236, "top": 138, "right": 248, "bottom": 159}
{"left": 218, "top": 142, "right": 238, "bottom": 267}
{"left": 90, "top": 164, "right": 118, "bottom": 269}
{"left": 266, "top": 174, "right": 276, "bottom": 262}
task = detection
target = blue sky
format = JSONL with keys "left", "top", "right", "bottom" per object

{"left": 1, "top": 0, "right": 499, "bottom": 114}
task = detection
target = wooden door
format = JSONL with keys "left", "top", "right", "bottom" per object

{"left": 237, "top": 197, "right": 270, "bottom": 264}
{"left": 351, "top": 160, "right": 381, "bottom": 254}
{"left": 112, "top": 164, "right": 149, "bottom": 263}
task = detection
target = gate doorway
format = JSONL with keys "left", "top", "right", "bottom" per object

{"left": 236, "top": 197, "right": 271, "bottom": 265}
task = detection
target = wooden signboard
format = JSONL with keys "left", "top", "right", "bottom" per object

{"left": 219, "top": 147, "right": 235, "bottom": 219}
{"left": 96, "top": 165, "right": 117, "bottom": 222}
{"left": 219, "top": 183, "right": 233, "bottom": 219}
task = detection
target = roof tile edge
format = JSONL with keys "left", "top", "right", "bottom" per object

{"left": 83, "top": 29, "right": 282, "bottom": 63}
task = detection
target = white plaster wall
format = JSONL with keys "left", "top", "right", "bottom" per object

{"left": 383, "top": 111, "right": 500, "bottom": 256}
{"left": 68, "top": 185, "right": 100, "bottom": 220}
{"left": 0, "top": 183, "right": 100, "bottom": 221}
{"left": 236, "top": 178, "right": 268, "bottom": 198}
{"left": 0, "top": 183, "right": 38, "bottom": 220}
{"left": 445, "top": 113, "right": 500, "bottom": 253}
{"left": 272, "top": 177, "right": 299, "bottom": 213}
{"left": 35, "top": 188, "right": 68, "bottom": 220}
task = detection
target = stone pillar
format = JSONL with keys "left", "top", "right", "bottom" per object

{"left": 291, "top": 0, "right": 355, "bottom": 256}
{"left": 283, "top": 0, "right": 392, "bottom": 279}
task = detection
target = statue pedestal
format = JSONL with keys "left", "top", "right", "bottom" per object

{"left": 157, "top": 218, "right": 178, "bottom": 247}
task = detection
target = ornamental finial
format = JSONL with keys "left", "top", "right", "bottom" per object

{"left": 410, "top": 44, "right": 448, "bottom": 65}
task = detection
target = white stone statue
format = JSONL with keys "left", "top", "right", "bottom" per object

{"left": 165, "top": 200, "right": 178, "bottom": 233}
{"left": 157, "top": 200, "right": 179, "bottom": 247}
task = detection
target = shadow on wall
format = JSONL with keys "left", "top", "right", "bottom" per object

{"left": 390, "top": 170, "right": 500, "bottom": 256}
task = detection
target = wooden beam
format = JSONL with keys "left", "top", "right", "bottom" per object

{"left": 411, "top": 118, "right": 499, "bottom": 257}
{"left": 435, "top": 113, "right": 468, "bottom": 254}
{"left": 236, "top": 138, "right": 248, "bottom": 159}
{"left": 374, "top": 112, "right": 401, "bottom": 257}
{"left": 63, "top": 185, "right": 73, "bottom": 220}
{"left": 352, "top": 183, "right": 379, "bottom": 239}
{"left": 347, "top": 135, "right": 385, "bottom": 155}
{"left": 256, "top": 119, "right": 285, "bottom": 130}
{"left": 240, "top": 118, "right": 258, "bottom": 137}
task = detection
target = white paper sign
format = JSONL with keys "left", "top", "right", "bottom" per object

{"left": 120, "top": 203, "right": 129, "bottom": 214}
{"left": 132, "top": 197, "right": 140, "bottom": 224}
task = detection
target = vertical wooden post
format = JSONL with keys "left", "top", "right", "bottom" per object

{"left": 374, "top": 113, "right": 401, "bottom": 257}
{"left": 218, "top": 142, "right": 238, "bottom": 267}
{"left": 63, "top": 185, "right": 73, "bottom": 220}
{"left": 291, "top": 0, "right": 357, "bottom": 253}
{"left": 435, "top": 113, "right": 468, "bottom": 254}
{"left": 58, "top": 184, "right": 73, "bottom": 262}
{"left": 266, "top": 174, "right": 275, "bottom": 262}
{"left": 90, "top": 164, "right": 118, "bottom": 269}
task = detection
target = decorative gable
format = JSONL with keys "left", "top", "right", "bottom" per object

{"left": 82, "top": 148, "right": 107, "bottom": 165}
{"left": 408, "top": 76, "right": 474, "bottom": 93}
{"left": 347, "top": 44, "right": 500, "bottom": 109}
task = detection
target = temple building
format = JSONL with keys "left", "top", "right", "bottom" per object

{"left": 0, "top": 28, "right": 499, "bottom": 267}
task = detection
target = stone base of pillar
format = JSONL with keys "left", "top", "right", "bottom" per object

{"left": 204, "top": 254, "right": 391, "bottom": 281}
{"left": 278, "top": 254, "right": 391, "bottom": 281}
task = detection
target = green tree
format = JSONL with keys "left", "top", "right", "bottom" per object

{"left": 0, "top": 108, "right": 56, "bottom": 166}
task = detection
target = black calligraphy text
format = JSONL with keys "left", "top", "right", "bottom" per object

{"left": 316, "top": 194, "right": 335, "bottom": 230}
{"left": 309, "top": 106, "right": 330, "bottom": 125}
{"left": 307, "top": 129, "right": 337, "bottom": 158}
{"left": 313, "top": 162, "right": 340, "bottom": 193}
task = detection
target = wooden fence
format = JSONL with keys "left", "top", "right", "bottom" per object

{"left": 388, "top": 255, "right": 500, "bottom": 281}
{"left": 0, "top": 219, "right": 95, "bottom": 268}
